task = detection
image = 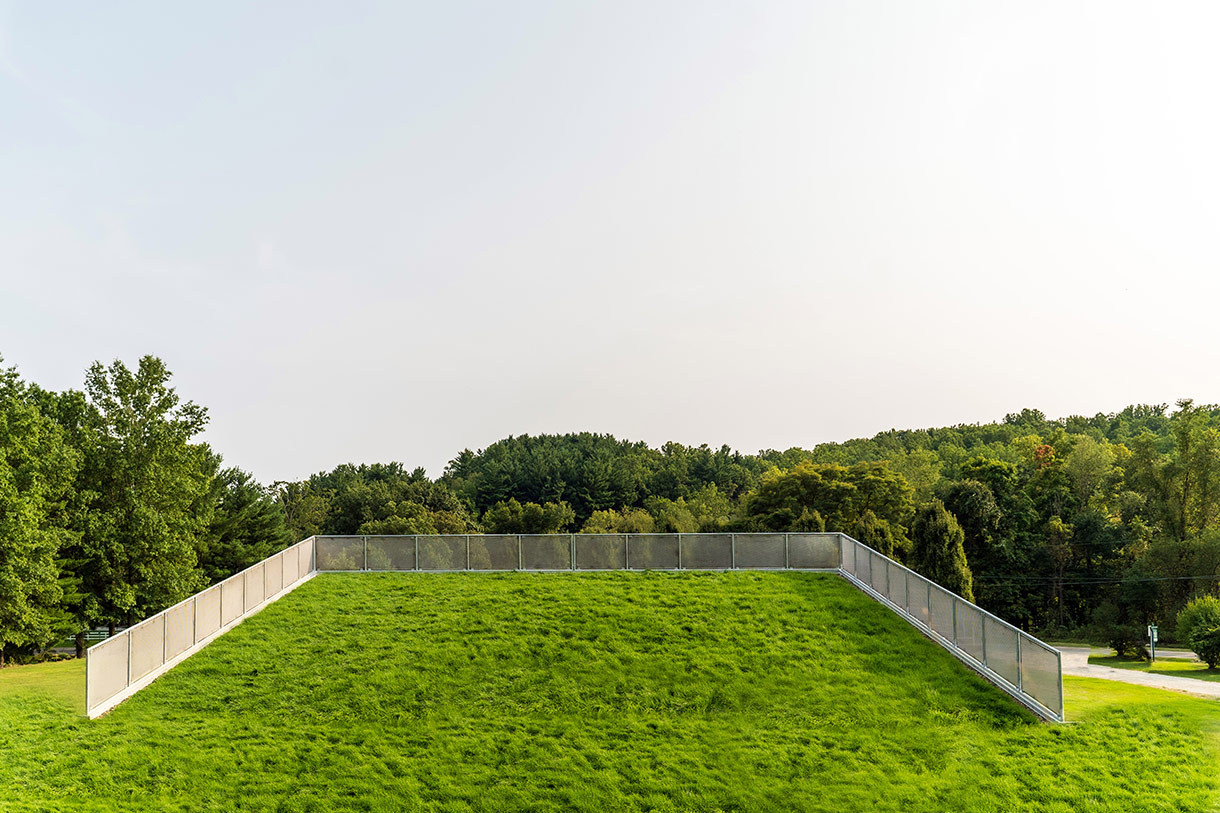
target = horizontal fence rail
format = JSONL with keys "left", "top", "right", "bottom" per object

{"left": 85, "top": 532, "right": 1062, "bottom": 722}
{"left": 85, "top": 537, "right": 317, "bottom": 718}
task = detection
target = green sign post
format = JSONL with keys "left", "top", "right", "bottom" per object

{"left": 1148, "top": 624, "right": 1158, "bottom": 663}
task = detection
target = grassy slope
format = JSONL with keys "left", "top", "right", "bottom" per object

{"left": 0, "top": 572, "right": 1217, "bottom": 812}
{"left": 1090, "top": 655, "right": 1220, "bottom": 683}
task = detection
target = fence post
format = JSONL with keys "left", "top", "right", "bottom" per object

{"left": 1016, "top": 635, "right": 1023, "bottom": 691}
{"left": 162, "top": 613, "right": 168, "bottom": 665}
{"left": 517, "top": 535, "right": 522, "bottom": 570}
{"left": 678, "top": 534, "right": 683, "bottom": 569}
{"left": 626, "top": 535, "right": 631, "bottom": 570}
{"left": 571, "top": 534, "right": 576, "bottom": 571}
{"left": 126, "top": 630, "right": 132, "bottom": 688}
{"left": 730, "top": 533, "right": 736, "bottom": 569}
{"left": 981, "top": 615, "right": 987, "bottom": 666}
{"left": 784, "top": 533, "right": 790, "bottom": 569}
{"left": 192, "top": 595, "right": 199, "bottom": 646}
{"left": 363, "top": 536, "right": 368, "bottom": 571}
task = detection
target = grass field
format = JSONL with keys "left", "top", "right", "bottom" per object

{"left": 2, "top": 572, "right": 1218, "bottom": 812}
{"left": 1090, "top": 654, "right": 1220, "bottom": 683}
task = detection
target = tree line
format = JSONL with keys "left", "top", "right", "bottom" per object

{"left": 4, "top": 353, "right": 1218, "bottom": 664}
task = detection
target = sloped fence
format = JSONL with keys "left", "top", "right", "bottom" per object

{"left": 85, "top": 538, "right": 316, "bottom": 717}
{"left": 87, "top": 533, "right": 1063, "bottom": 722}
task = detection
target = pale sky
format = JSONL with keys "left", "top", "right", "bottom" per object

{"left": 4, "top": 2, "right": 1219, "bottom": 483}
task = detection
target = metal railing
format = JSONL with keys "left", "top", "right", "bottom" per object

{"left": 85, "top": 538, "right": 316, "bottom": 718}
{"left": 837, "top": 535, "right": 1063, "bottom": 722}
{"left": 85, "top": 532, "right": 1063, "bottom": 722}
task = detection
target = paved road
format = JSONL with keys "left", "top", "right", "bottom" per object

{"left": 1058, "top": 647, "right": 1220, "bottom": 699}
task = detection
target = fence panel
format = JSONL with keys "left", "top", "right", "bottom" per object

{"left": 521, "top": 535, "right": 572, "bottom": 570}
{"left": 165, "top": 600, "right": 194, "bottom": 661}
{"left": 985, "top": 617, "right": 1020, "bottom": 687}
{"left": 734, "top": 534, "right": 786, "bottom": 568}
{"left": 245, "top": 563, "right": 265, "bottom": 611}
{"left": 470, "top": 535, "right": 519, "bottom": 570}
{"left": 316, "top": 537, "right": 364, "bottom": 571}
{"left": 221, "top": 578, "right": 244, "bottom": 626}
{"left": 366, "top": 536, "right": 417, "bottom": 571}
{"left": 416, "top": 536, "right": 464, "bottom": 570}
{"left": 788, "top": 533, "right": 839, "bottom": 568}
{"left": 887, "top": 561, "right": 907, "bottom": 610}
{"left": 86, "top": 635, "right": 130, "bottom": 713}
{"left": 869, "top": 550, "right": 887, "bottom": 594}
{"left": 576, "top": 534, "right": 626, "bottom": 570}
{"left": 909, "top": 576, "right": 930, "bottom": 627}
{"left": 299, "top": 538, "right": 315, "bottom": 579}
{"left": 682, "top": 534, "right": 733, "bottom": 569}
{"left": 954, "top": 599, "right": 985, "bottom": 663}
{"left": 929, "top": 584, "right": 955, "bottom": 640}
{"left": 266, "top": 551, "right": 284, "bottom": 596}
{"left": 626, "top": 534, "right": 679, "bottom": 569}
{"left": 1020, "top": 638, "right": 1063, "bottom": 717}
{"left": 195, "top": 584, "right": 222, "bottom": 641}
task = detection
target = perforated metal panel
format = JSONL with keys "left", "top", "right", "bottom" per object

{"left": 869, "top": 551, "right": 887, "bottom": 594}
{"left": 985, "top": 617, "right": 1020, "bottom": 686}
{"left": 469, "top": 535, "right": 519, "bottom": 570}
{"left": 576, "top": 534, "right": 626, "bottom": 569}
{"left": 1020, "top": 638, "right": 1062, "bottom": 717}
{"left": 165, "top": 600, "right": 195, "bottom": 661}
{"left": 955, "top": 600, "right": 985, "bottom": 663}
{"left": 626, "top": 534, "right": 679, "bottom": 569}
{"left": 857, "top": 546, "right": 872, "bottom": 586}
{"left": 195, "top": 583, "right": 222, "bottom": 640}
{"left": 316, "top": 537, "right": 363, "bottom": 571}
{"left": 681, "top": 534, "right": 732, "bottom": 569}
{"left": 221, "top": 577, "right": 244, "bottom": 626}
{"left": 929, "top": 585, "right": 955, "bottom": 640}
{"left": 366, "top": 536, "right": 417, "bottom": 570}
{"left": 886, "top": 561, "right": 907, "bottom": 609}
{"left": 129, "top": 618, "right": 165, "bottom": 681}
{"left": 521, "top": 535, "right": 572, "bottom": 570}
{"left": 87, "top": 635, "right": 130, "bottom": 711}
{"left": 418, "top": 536, "right": 465, "bottom": 570}
{"left": 265, "top": 551, "right": 284, "bottom": 596}
{"left": 844, "top": 538, "right": 859, "bottom": 577}
{"left": 909, "top": 576, "right": 930, "bottom": 627}
{"left": 734, "top": 534, "right": 786, "bottom": 568}
{"left": 788, "top": 533, "right": 839, "bottom": 568}
{"left": 245, "top": 564, "right": 265, "bottom": 611}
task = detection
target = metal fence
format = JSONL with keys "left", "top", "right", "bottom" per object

{"left": 314, "top": 532, "right": 841, "bottom": 573}
{"left": 85, "top": 538, "right": 316, "bottom": 718}
{"left": 86, "top": 532, "right": 1062, "bottom": 722}
{"left": 837, "top": 535, "right": 1063, "bottom": 722}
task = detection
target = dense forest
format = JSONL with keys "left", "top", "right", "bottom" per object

{"left": 3, "top": 353, "right": 1219, "bottom": 664}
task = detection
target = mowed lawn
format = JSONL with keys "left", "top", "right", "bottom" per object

{"left": 2, "top": 573, "right": 1218, "bottom": 812}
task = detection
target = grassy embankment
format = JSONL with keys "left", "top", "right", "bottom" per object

{"left": 1, "top": 572, "right": 1218, "bottom": 812}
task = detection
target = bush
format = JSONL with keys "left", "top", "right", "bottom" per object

{"left": 1177, "top": 596, "right": 1220, "bottom": 665}
{"left": 1190, "top": 626, "right": 1220, "bottom": 669}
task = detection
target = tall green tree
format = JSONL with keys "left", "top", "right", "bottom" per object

{"left": 0, "top": 360, "right": 80, "bottom": 664}
{"left": 910, "top": 500, "right": 973, "bottom": 601}
{"left": 196, "top": 454, "right": 292, "bottom": 583}
{"left": 72, "top": 357, "right": 211, "bottom": 630}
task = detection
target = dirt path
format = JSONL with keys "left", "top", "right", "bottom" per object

{"left": 1058, "top": 646, "right": 1220, "bottom": 699}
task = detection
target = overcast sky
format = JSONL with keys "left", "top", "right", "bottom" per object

{"left": 3, "top": 1, "right": 1219, "bottom": 482}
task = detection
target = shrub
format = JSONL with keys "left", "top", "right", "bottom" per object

{"left": 1190, "top": 626, "right": 1220, "bottom": 669}
{"left": 1177, "top": 596, "right": 1220, "bottom": 665}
